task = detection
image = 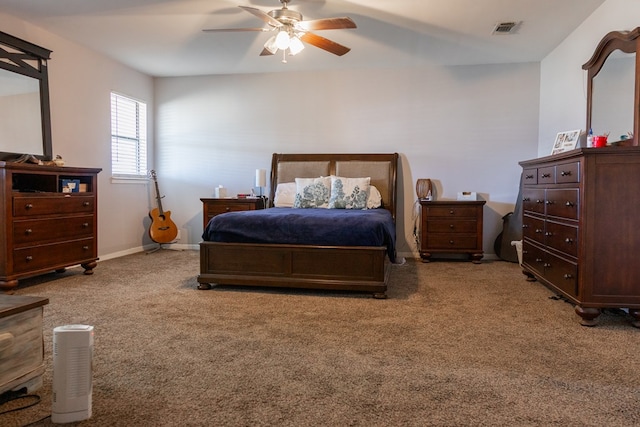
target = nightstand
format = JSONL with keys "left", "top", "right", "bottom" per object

{"left": 201, "top": 197, "right": 267, "bottom": 229}
{"left": 419, "top": 200, "right": 485, "bottom": 263}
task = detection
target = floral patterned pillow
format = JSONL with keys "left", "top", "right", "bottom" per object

{"left": 293, "top": 177, "right": 331, "bottom": 208}
{"left": 328, "top": 176, "right": 371, "bottom": 209}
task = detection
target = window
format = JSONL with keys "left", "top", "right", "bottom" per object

{"left": 110, "top": 92, "right": 147, "bottom": 177}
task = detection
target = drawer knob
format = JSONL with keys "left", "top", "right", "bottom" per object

{"left": 25, "top": 228, "right": 32, "bottom": 235}
{"left": 82, "top": 223, "right": 89, "bottom": 228}
{"left": 522, "top": 224, "right": 529, "bottom": 229}
{"left": 536, "top": 199, "right": 543, "bottom": 204}
{"left": 225, "top": 207, "right": 230, "bottom": 211}
{"left": 565, "top": 201, "right": 574, "bottom": 207}
{"left": 83, "top": 246, "right": 89, "bottom": 251}
{"left": 545, "top": 232, "right": 553, "bottom": 236}
{"left": 544, "top": 263, "right": 551, "bottom": 268}
{"left": 535, "top": 258, "right": 543, "bottom": 262}
{"left": 25, "top": 255, "right": 33, "bottom": 262}
{"left": 565, "top": 238, "right": 573, "bottom": 244}
{"left": 449, "top": 224, "right": 454, "bottom": 229}
{"left": 560, "top": 171, "right": 571, "bottom": 176}
{"left": 535, "top": 228, "right": 543, "bottom": 234}
{"left": 545, "top": 200, "right": 554, "bottom": 205}
{"left": 525, "top": 174, "right": 534, "bottom": 179}
{"left": 523, "top": 197, "right": 530, "bottom": 202}
{"left": 542, "top": 173, "right": 551, "bottom": 178}
{"left": 83, "top": 201, "right": 90, "bottom": 207}
{"left": 25, "top": 203, "right": 33, "bottom": 210}
{"left": 449, "top": 240, "right": 455, "bottom": 245}
{"left": 563, "top": 274, "right": 573, "bottom": 279}
{"left": 449, "top": 210, "right": 454, "bottom": 215}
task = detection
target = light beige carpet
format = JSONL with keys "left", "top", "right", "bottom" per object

{"left": 3, "top": 249, "right": 640, "bottom": 426}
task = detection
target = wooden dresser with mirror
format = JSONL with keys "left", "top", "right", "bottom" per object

{"left": 520, "top": 28, "right": 640, "bottom": 327}
{"left": 0, "top": 31, "right": 101, "bottom": 290}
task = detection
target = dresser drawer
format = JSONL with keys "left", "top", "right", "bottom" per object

{"left": 523, "top": 215, "right": 545, "bottom": 244}
{"left": 13, "top": 215, "right": 94, "bottom": 246}
{"left": 426, "top": 234, "right": 477, "bottom": 250}
{"left": 426, "top": 219, "right": 477, "bottom": 233}
{"left": 522, "top": 189, "right": 545, "bottom": 214}
{"left": 544, "top": 252, "right": 578, "bottom": 297}
{"left": 13, "top": 238, "right": 95, "bottom": 274}
{"left": 555, "top": 161, "right": 580, "bottom": 183}
{"left": 206, "top": 202, "right": 256, "bottom": 216}
{"left": 544, "top": 220, "right": 578, "bottom": 257}
{"left": 545, "top": 189, "right": 579, "bottom": 219}
{"left": 538, "top": 166, "right": 555, "bottom": 184}
{"left": 13, "top": 195, "right": 95, "bottom": 217}
{"left": 522, "top": 168, "right": 537, "bottom": 185}
{"left": 424, "top": 205, "right": 478, "bottom": 218}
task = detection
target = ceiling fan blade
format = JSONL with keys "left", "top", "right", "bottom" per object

{"left": 239, "top": 6, "right": 283, "bottom": 28}
{"left": 296, "top": 17, "right": 356, "bottom": 31}
{"left": 299, "top": 32, "right": 351, "bottom": 56}
{"left": 203, "top": 28, "right": 270, "bottom": 32}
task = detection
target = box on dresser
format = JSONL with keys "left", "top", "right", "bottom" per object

{"left": 519, "top": 146, "right": 640, "bottom": 327}
{"left": 0, "top": 162, "right": 101, "bottom": 290}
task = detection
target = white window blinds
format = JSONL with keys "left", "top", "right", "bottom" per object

{"left": 111, "top": 92, "right": 147, "bottom": 177}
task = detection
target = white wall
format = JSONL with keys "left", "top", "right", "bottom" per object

{"left": 539, "top": 0, "right": 640, "bottom": 155}
{"left": 155, "top": 62, "right": 540, "bottom": 258}
{"left": 1, "top": 13, "right": 155, "bottom": 259}
{"left": 1, "top": 11, "right": 542, "bottom": 261}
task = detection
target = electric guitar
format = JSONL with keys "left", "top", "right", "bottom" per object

{"left": 148, "top": 170, "right": 178, "bottom": 244}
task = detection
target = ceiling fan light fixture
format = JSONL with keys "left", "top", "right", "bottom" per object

{"left": 275, "top": 30, "right": 290, "bottom": 49}
{"left": 288, "top": 35, "right": 304, "bottom": 55}
{"left": 264, "top": 35, "right": 278, "bottom": 54}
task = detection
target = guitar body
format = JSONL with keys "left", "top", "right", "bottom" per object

{"left": 148, "top": 170, "right": 178, "bottom": 244}
{"left": 148, "top": 208, "right": 178, "bottom": 244}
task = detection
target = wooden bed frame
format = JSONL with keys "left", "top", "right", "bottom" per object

{"left": 197, "top": 153, "right": 399, "bottom": 298}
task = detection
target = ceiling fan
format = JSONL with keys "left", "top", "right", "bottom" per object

{"left": 203, "top": 0, "right": 356, "bottom": 62}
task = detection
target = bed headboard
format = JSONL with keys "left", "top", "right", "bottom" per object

{"left": 269, "top": 153, "right": 399, "bottom": 221}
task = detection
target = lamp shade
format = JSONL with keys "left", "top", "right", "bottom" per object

{"left": 255, "top": 169, "right": 267, "bottom": 187}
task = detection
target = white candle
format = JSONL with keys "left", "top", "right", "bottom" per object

{"left": 255, "top": 169, "right": 266, "bottom": 187}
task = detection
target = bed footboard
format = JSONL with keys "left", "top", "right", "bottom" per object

{"left": 197, "top": 241, "right": 390, "bottom": 298}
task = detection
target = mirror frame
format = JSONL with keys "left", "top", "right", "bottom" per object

{"left": 583, "top": 27, "right": 640, "bottom": 146}
{"left": 0, "top": 30, "right": 53, "bottom": 161}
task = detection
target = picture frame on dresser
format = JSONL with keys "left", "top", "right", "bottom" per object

{"left": 550, "top": 129, "right": 581, "bottom": 155}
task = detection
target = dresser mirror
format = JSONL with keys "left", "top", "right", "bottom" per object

{"left": 583, "top": 27, "right": 640, "bottom": 146}
{"left": 0, "top": 31, "right": 53, "bottom": 161}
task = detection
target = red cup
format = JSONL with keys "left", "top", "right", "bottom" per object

{"left": 593, "top": 135, "right": 608, "bottom": 147}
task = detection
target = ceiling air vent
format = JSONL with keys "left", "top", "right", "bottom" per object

{"left": 492, "top": 21, "right": 520, "bottom": 35}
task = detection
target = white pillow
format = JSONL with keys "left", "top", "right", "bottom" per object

{"left": 328, "top": 176, "right": 371, "bottom": 209}
{"left": 367, "top": 185, "right": 382, "bottom": 209}
{"left": 273, "top": 182, "right": 296, "bottom": 207}
{"left": 293, "top": 176, "right": 331, "bottom": 208}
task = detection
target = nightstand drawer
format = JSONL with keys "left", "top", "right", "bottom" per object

{"left": 424, "top": 205, "right": 478, "bottom": 218}
{"left": 426, "top": 234, "right": 478, "bottom": 250}
{"left": 426, "top": 219, "right": 477, "bottom": 233}
{"left": 201, "top": 198, "right": 266, "bottom": 229}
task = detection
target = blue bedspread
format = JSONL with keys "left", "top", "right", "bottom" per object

{"left": 202, "top": 207, "right": 396, "bottom": 262}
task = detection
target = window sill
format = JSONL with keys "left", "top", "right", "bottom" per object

{"left": 111, "top": 176, "right": 149, "bottom": 185}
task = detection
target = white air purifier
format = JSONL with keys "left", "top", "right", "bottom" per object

{"left": 52, "top": 325, "right": 94, "bottom": 424}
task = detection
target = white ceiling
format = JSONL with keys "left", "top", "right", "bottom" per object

{"left": 0, "top": 0, "right": 606, "bottom": 77}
